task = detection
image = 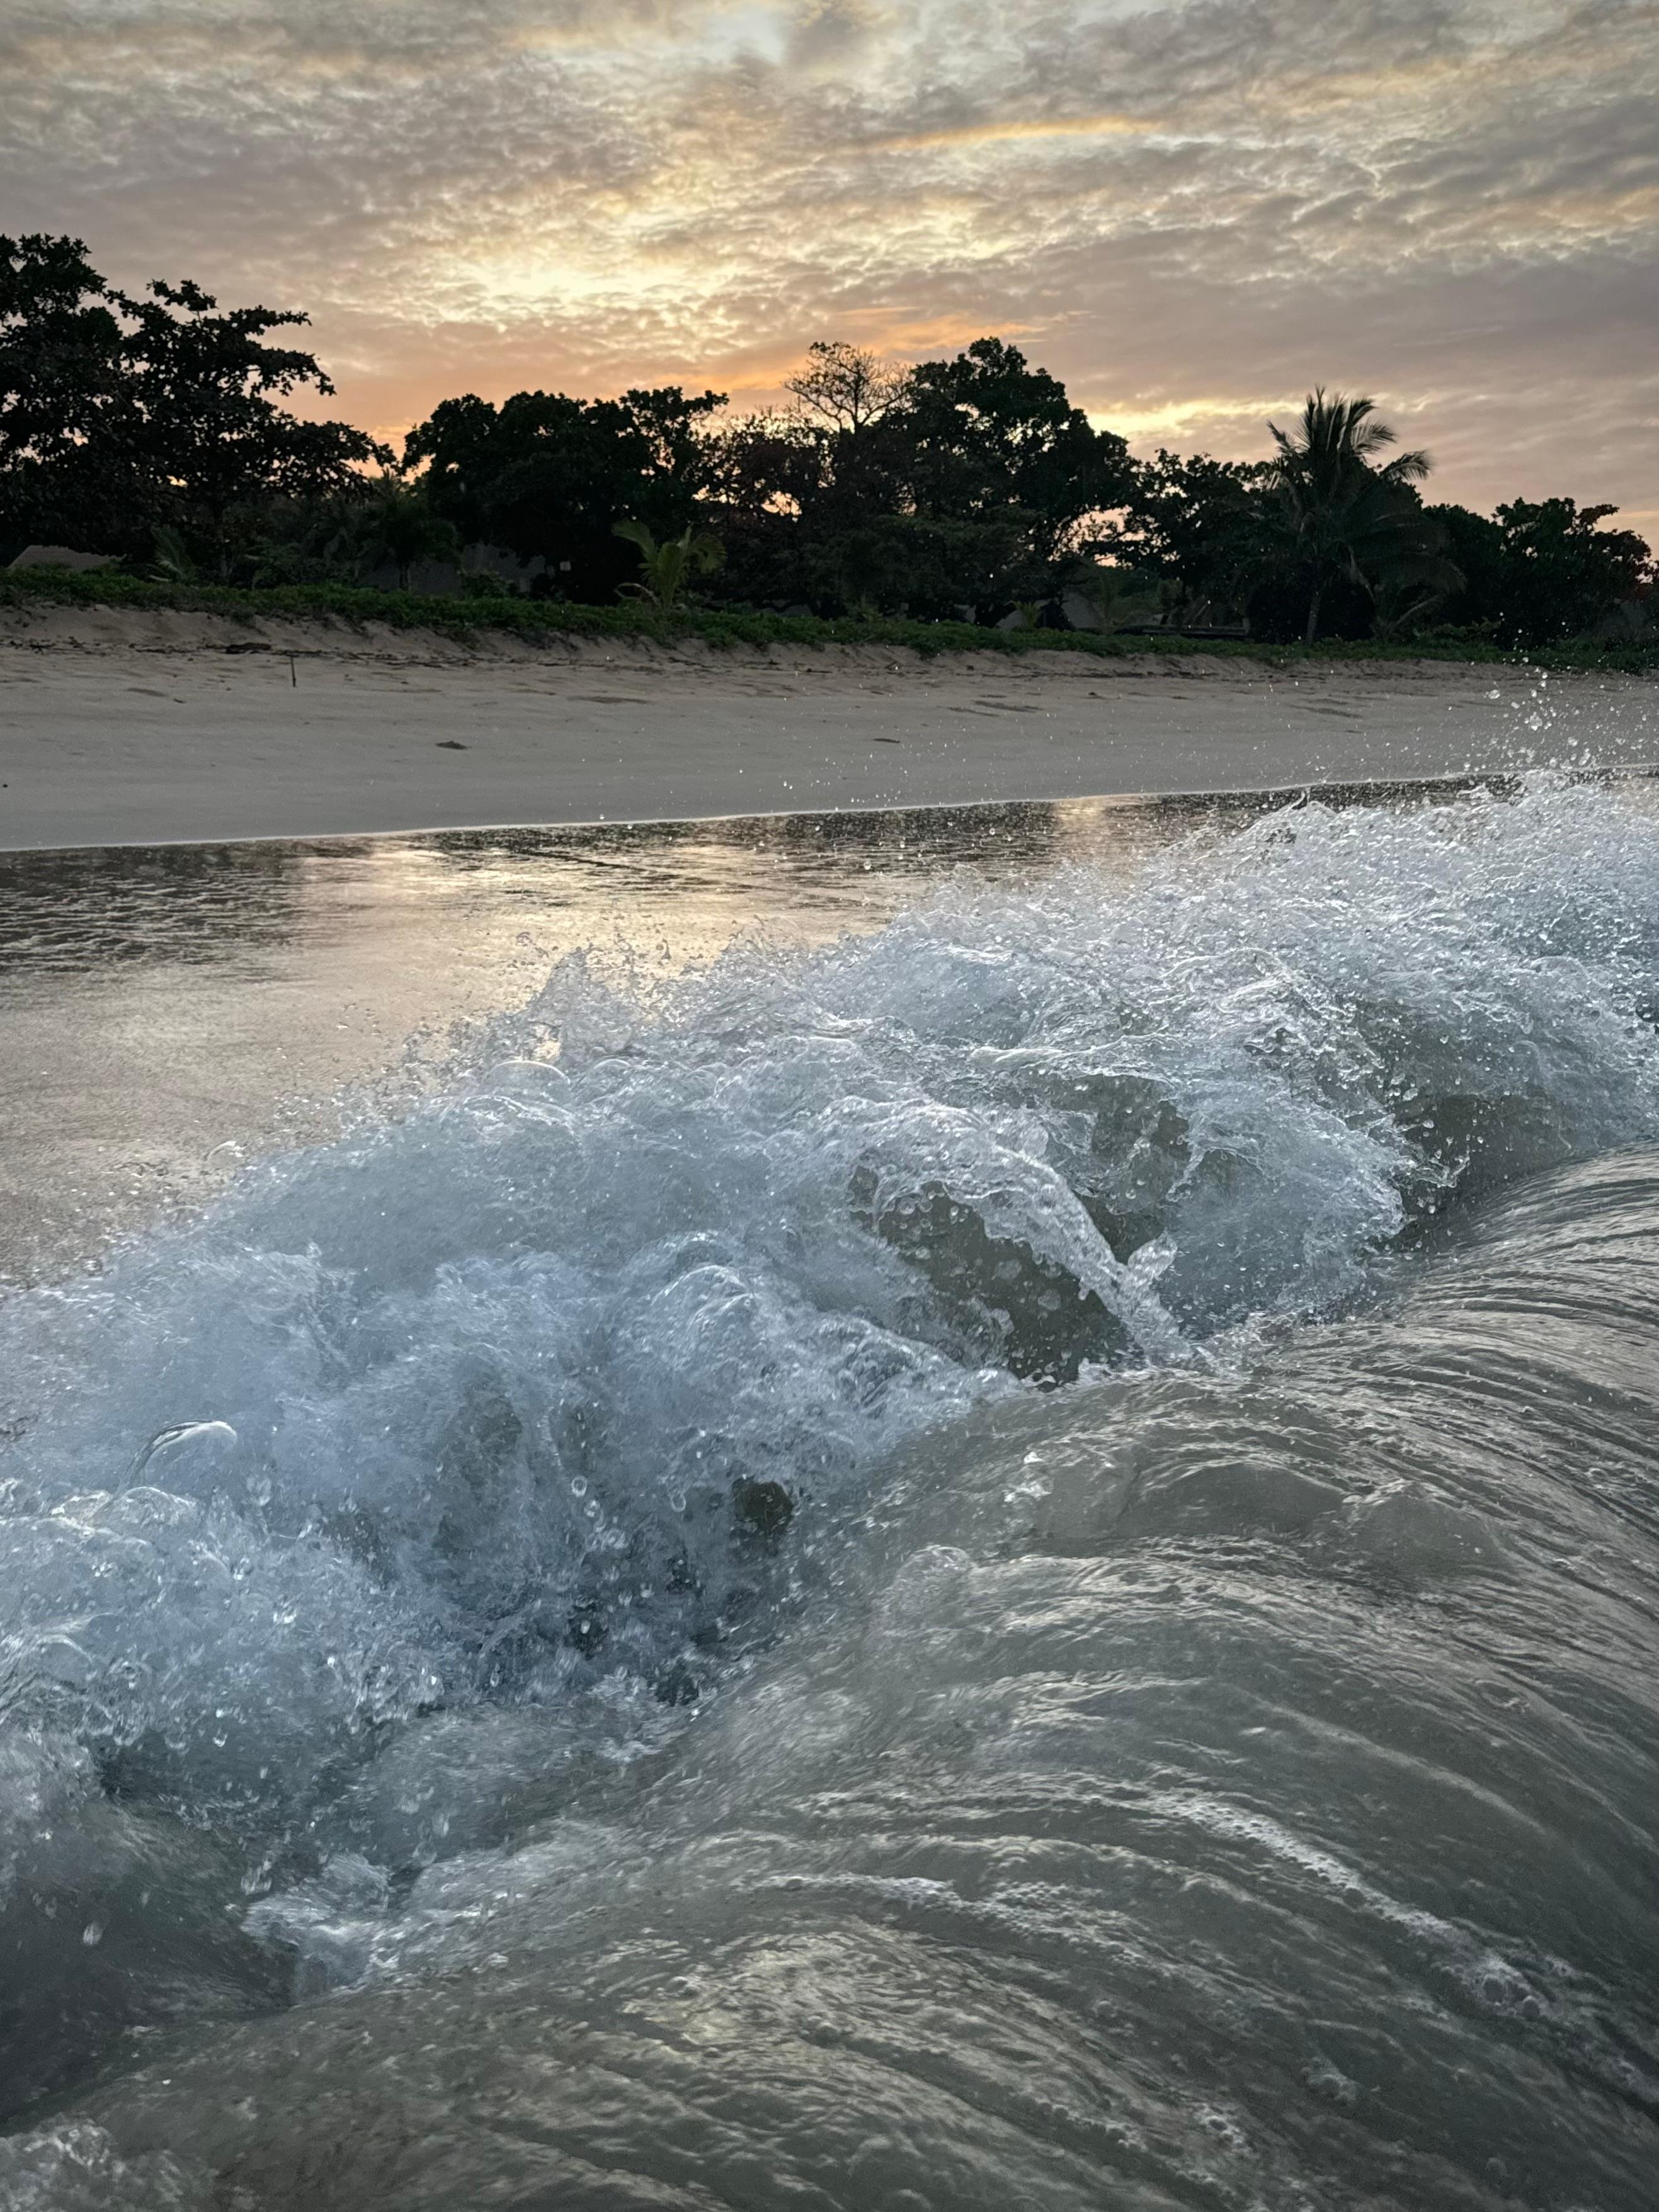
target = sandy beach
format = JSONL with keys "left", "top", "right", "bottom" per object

{"left": 3, "top": 599, "right": 1655, "bottom": 848}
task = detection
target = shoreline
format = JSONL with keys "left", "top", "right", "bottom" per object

{"left": 4, "top": 603, "right": 1656, "bottom": 851}
{"left": 13, "top": 763, "right": 1656, "bottom": 863}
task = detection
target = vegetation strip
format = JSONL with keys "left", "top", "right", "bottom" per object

{"left": 3, "top": 235, "right": 1653, "bottom": 664}
{"left": 3, "top": 565, "right": 1654, "bottom": 675}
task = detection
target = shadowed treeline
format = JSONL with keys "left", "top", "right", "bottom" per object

{"left": 3, "top": 236, "right": 1651, "bottom": 649}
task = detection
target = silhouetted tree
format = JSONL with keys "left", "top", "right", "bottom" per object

{"left": 697, "top": 412, "right": 823, "bottom": 605}
{"left": 903, "top": 339, "right": 1134, "bottom": 601}
{"left": 1267, "top": 390, "right": 1454, "bottom": 642}
{"left": 1114, "top": 450, "right": 1276, "bottom": 622}
{"left": 1490, "top": 498, "right": 1651, "bottom": 646}
{"left": 1, "top": 234, "right": 135, "bottom": 556}
{"left": 1421, "top": 498, "right": 1650, "bottom": 645}
{"left": 703, "top": 337, "right": 1132, "bottom": 619}
{"left": 355, "top": 481, "right": 460, "bottom": 590}
{"left": 406, "top": 385, "right": 725, "bottom": 601}
{"left": 115, "top": 278, "right": 389, "bottom": 571}
{"left": 707, "top": 344, "right": 923, "bottom": 610}
{"left": 1423, "top": 503, "right": 1507, "bottom": 633}
{"left": 786, "top": 341, "right": 908, "bottom": 434}
{"left": 0, "top": 234, "right": 386, "bottom": 568}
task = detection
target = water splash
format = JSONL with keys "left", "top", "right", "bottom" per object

{"left": 3, "top": 779, "right": 1659, "bottom": 1787}
{"left": 4, "top": 777, "right": 1659, "bottom": 2148}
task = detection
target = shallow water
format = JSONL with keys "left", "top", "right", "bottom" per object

{"left": 1, "top": 778, "right": 1657, "bottom": 2208}
{"left": 0, "top": 794, "right": 1273, "bottom": 1284}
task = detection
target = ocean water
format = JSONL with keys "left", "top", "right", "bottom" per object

{"left": 1, "top": 777, "right": 1656, "bottom": 2208}
{"left": 0, "top": 797, "right": 1211, "bottom": 1282}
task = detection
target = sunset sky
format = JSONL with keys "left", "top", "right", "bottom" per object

{"left": 4, "top": 0, "right": 1655, "bottom": 527}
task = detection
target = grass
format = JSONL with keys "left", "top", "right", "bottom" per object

{"left": 3, "top": 563, "right": 1655, "bottom": 675}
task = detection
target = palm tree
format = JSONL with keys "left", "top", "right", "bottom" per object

{"left": 1267, "top": 391, "right": 1452, "bottom": 642}
{"left": 613, "top": 518, "right": 724, "bottom": 609}
{"left": 149, "top": 523, "right": 199, "bottom": 583}
{"left": 359, "top": 482, "right": 459, "bottom": 591}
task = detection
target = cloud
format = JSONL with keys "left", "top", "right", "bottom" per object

{"left": 2, "top": 0, "right": 1655, "bottom": 519}
{"left": 785, "top": 1, "right": 882, "bottom": 72}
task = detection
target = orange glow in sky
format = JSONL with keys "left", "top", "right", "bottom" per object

{"left": 3, "top": 0, "right": 1655, "bottom": 525}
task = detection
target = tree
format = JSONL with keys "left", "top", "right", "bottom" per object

{"left": 1267, "top": 389, "right": 1453, "bottom": 642}
{"left": 700, "top": 336, "right": 1134, "bottom": 620}
{"left": 227, "top": 486, "right": 379, "bottom": 589}
{"left": 0, "top": 234, "right": 118, "bottom": 448}
{"left": 903, "top": 338, "right": 1134, "bottom": 591}
{"left": 724, "top": 345, "right": 920, "bottom": 609}
{"left": 785, "top": 341, "right": 908, "bottom": 434}
{"left": 1490, "top": 498, "right": 1651, "bottom": 646}
{"left": 406, "top": 385, "right": 725, "bottom": 601}
{"left": 1423, "top": 503, "right": 1507, "bottom": 633}
{"left": 355, "top": 481, "right": 460, "bottom": 590}
{"left": 697, "top": 411, "right": 824, "bottom": 605}
{"left": 1418, "top": 498, "right": 1651, "bottom": 646}
{"left": 1113, "top": 450, "right": 1276, "bottom": 622}
{"left": 117, "top": 279, "right": 388, "bottom": 571}
{"left": 1, "top": 234, "right": 131, "bottom": 556}
{"left": 613, "top": 518, "right": 724, "bottom": 608}
{"left": 1, "top": 236, "right": 387, "bottom": 568}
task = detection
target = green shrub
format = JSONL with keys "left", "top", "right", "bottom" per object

{"left": 3, "top": 564, "right": 1655, "bottom": 675}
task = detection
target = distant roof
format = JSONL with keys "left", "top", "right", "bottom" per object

{"left": 7, "top": 545, "right": 121, "bottom": 573}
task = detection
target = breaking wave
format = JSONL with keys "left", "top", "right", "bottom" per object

{"left": 3, "top": 777, "right": 1658, "bottom": 2204}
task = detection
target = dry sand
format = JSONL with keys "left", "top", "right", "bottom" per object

{"left": 3, "top": 598, "right": 1655, "bottom": 848}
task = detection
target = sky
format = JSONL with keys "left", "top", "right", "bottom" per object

{"left": 3, "top": 0, "right": 1656, "bottom": 527}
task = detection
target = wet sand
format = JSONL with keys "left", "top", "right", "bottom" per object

{"left": 1, "top": 601, "right": 1654, "bottom": 848}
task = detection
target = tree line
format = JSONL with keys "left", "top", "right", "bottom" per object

{"left": 3, "top": 234, "right": 1651, "bottom": 647}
